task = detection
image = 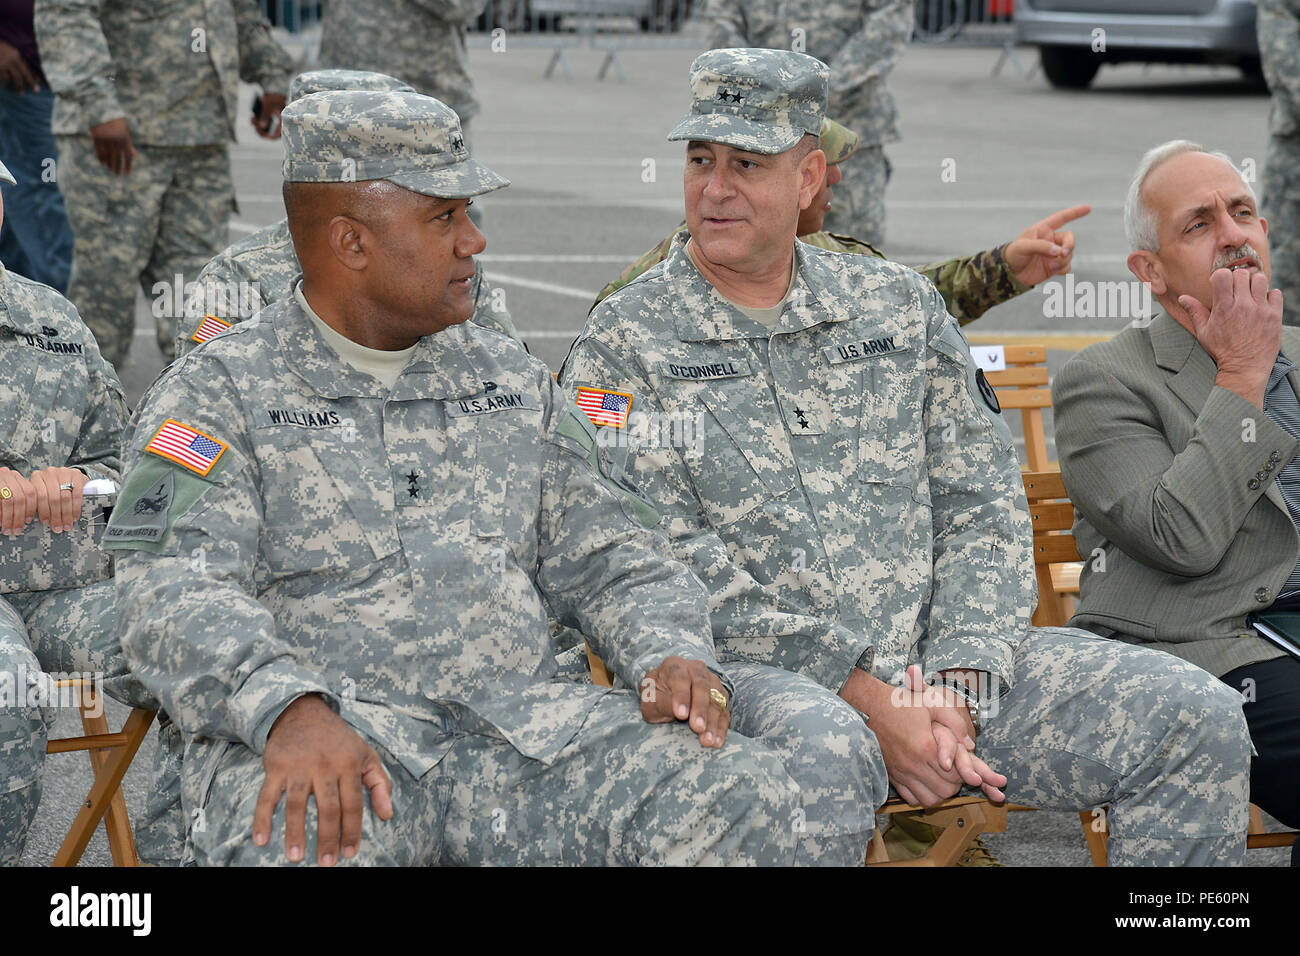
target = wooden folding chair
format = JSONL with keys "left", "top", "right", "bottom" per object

{"left": 985, "top": 345, "right": 1053, "bottom": 472}
{"left": 45, "top": 678, "right": 155, "bottom": 866}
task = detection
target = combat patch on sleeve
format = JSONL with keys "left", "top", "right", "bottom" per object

{"left": 975, "top": 368, "right": 1001, "bottom": 413}
{"left": 192, "top": 315, "right": 232, "bottom": 345}
{"left": 102, "top": 454, "right": 228, "bottom": 554}
{"left": 144, "top": 419, "right": 227, "bottom": 476}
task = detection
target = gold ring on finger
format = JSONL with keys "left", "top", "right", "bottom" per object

{"left": 0, "top": 487, "right": 10, "bottom": 500}
{"left": 709, "top": 688, "right": 728, "bottom": 711}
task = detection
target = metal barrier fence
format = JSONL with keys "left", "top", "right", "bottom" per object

{"left": 464, "top": 0, "right": 708, "bottom": 80}
{"left": 261, "top": 0, "right": 1020, "bottom": 77}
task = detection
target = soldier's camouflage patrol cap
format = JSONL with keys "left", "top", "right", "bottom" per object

{"left": 667, "top": 48, "right": 829, "bottom": 155}
{"left": 821, "top": 117, "right": 859, "bottom": 166}
{"left": 288, "top": 68, "right": 415, "bottom": 103}
{"left": 281, "top": 90, "right": 509, "bottom": 199}
{"left": 0, "top": 158, "right": 13, "bottom": 185}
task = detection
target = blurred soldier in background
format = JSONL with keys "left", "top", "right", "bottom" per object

{"left": 705, "top": 0, "right": 913, "bottom": 244}
{"left": 319, "top": 0, "right": 486, "bottom": 148}
{"left": 1259, "top": 0, "right": 1300, "bottom": 325}
{"left": 35, "top": 0, "right": 293, "bottom": 367}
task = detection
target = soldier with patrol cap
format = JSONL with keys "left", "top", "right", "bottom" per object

{"left": 106, "top": 90, "right": 801, "bottom": 866}
{"left": 561, "top": 48, "right": 1254, "bottom": 865}
{"left": 0, "top": 155, "right": 158, "bottom": 864}
{"left": 593, "top": 113, "right": 1091, "bottom": 327}
{"left": 175, "top": 69, "right": 522, "bottom": 360}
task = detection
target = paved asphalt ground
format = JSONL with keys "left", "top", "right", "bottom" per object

{"left": 20, "top": 23, "right": 1291, "bottom": 866}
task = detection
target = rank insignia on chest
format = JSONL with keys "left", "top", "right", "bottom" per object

{"left": 144, "top": 419, "right": 227, "bottom": 476}
{"left": 192, "top": 314, "right": 232, "bottom": 345}
{"left": 576, "top": 386, "right": 632, "bottom": 429}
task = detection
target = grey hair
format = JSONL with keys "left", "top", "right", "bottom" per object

{"left": 1124, "top": 139, "right": 1257, "bottom": 252}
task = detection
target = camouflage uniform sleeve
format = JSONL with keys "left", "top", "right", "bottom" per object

{"left": 918, "top": 277, "right": 1034, "bottom": 689}
{"left": 824, "top": 0, "right": 913, "bottom": 97}
{"left": 703, "top": 0, "right": 751, "bottom": 47}
{"left": 1259, "top": 0, "right": 1300, "bottom": 122}
{"left": 106, "top": 363, "right": 337, "bottom": 750}
{"left": 34, "top": 0, "right": 125, "bottom": 129}
{"left": 590, "top": 230, "right": 682, "bottom": 314}
{"left": 67, "top": 332, "right": 129, "bottom": 484}
{"left": 232, "top": 0, "right": 293, "bottom": 95}
{"left": 535, "top": 375, "right": 725, "bottom": 692}
{"left": 916, "top": 243, "right": 1031, "bottom": 325}
{"left": 471, "top": 262, "right": 525, "bottom": 348}
{"left": 561, "top": 332, "right": 870, "bottom": 693}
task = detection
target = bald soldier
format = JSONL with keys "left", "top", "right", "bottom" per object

{"left": 174, "top": 69, "right": 521, "bottom": 360}
{"left": 561, "top": 49, "right": 1254, "bottom": 865}
{"left": 106, "top": 90, "right": 801, "bottom": 866}
{"left": 594, "top": 114, "right": 1089, "bottom": 326}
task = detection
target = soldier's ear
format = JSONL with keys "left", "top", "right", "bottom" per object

{"left": 797, "top": 148, "right": 826, "bottom": 212}
{"left": 328, "top": 215, "right": 368, "bottom": 271}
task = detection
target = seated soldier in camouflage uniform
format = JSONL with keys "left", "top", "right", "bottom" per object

{"left": 106, "top": 91, "right": 802, "bottom": 867}
{"left": 561, "top": 49, "right": 1255, "bottom": 866}
{"left": 0, "top": 156, "right": 157, "bottom": 864}
{"left": 593, "top": 114, "right": 1091, "bottom": 325}
{"left": 173, "top": 69, "right": 521, "bottom": 361}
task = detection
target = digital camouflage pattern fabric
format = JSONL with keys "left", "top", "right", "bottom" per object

{"left": 666, "top": 48, "right": 828, "bottom": 155}
{"left": 1259, "top": 0, "right": 1300, "bottom": 324}
{"left": 281, "top": 89, "right": 508, "bottom": 198}
{"left": 592, "top": 223, "right": 1029, "bottom": 325}
{"left": 319, "top": 0, "right": 488, "bottom": 122}
{"left": 108, "top": 298, "right": 801, "bottom": 866}
{"left": 35, "top": 0, "right": 295, "bottom": 366}
{"left": 0, "top": 265, "right": 155, "bottom": 864}
{"left": 561, "top": 236, "right": 1253, "bottom": 864}
{"left": 36, "top": 0, "right": 292, "bottom": 146}
{"left": 704, "top": 0, "right": 912, "bottom": 241}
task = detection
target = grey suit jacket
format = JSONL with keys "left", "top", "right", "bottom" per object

{"left": 1052, "top": 311, "right": 1299, "bottom": 677}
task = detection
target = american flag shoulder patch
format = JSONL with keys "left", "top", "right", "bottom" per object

{"left": 144, "top": 419, "right": 228, "bottom": 476}
{"left": 576, "top": 386, "right": 633, "bottom": 429}
{"left": 192, "top": 314, "right": 232, "bottom": 345}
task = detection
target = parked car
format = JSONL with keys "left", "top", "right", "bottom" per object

{"left": 1014, "top": 0, "right": 1260, "bottom": 88}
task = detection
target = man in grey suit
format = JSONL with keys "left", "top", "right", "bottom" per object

{"left": 1054, "top": 139, "right": 1299, "bottom": 864}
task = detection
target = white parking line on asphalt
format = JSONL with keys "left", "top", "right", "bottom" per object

{"left": 487, "top": 272, "right": 594, "bottom": 300}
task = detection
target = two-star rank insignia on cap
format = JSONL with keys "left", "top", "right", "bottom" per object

{"left": 576, "top": 387, "right": 632, "bottom": 429}
{"left": 144, "top": 419, "right": 228, "bottom": 476}
{"left": 191, "top": 315, "right": 232, "bottom": 345}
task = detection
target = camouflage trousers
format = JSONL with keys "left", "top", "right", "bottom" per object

{"left": 0, "top": 581, "right": 175, "bottom": 864}
{"left": 0, "top": 595, "right": 52, "bottom": 864}
{"left": 722, "top": 659, "right": 886, "bottom": 865}
{"left": 56, "top": 136, "right": 233, "bottom": 368}
{"left": 969, "top": 626, "right": 1251, "bottom": 865}
{"left": 187, "top": 690, "right": 800, "bottom": 866}
{"left": 1263, "top": 133, "right": 1300, "bottom": 326}
{"left": 821, "top": 142, "right": 890, "bottom": 247}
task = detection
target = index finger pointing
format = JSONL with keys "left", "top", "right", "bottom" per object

{"left": 1038, "top": 204, "right": 1091, "bottom": 231}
